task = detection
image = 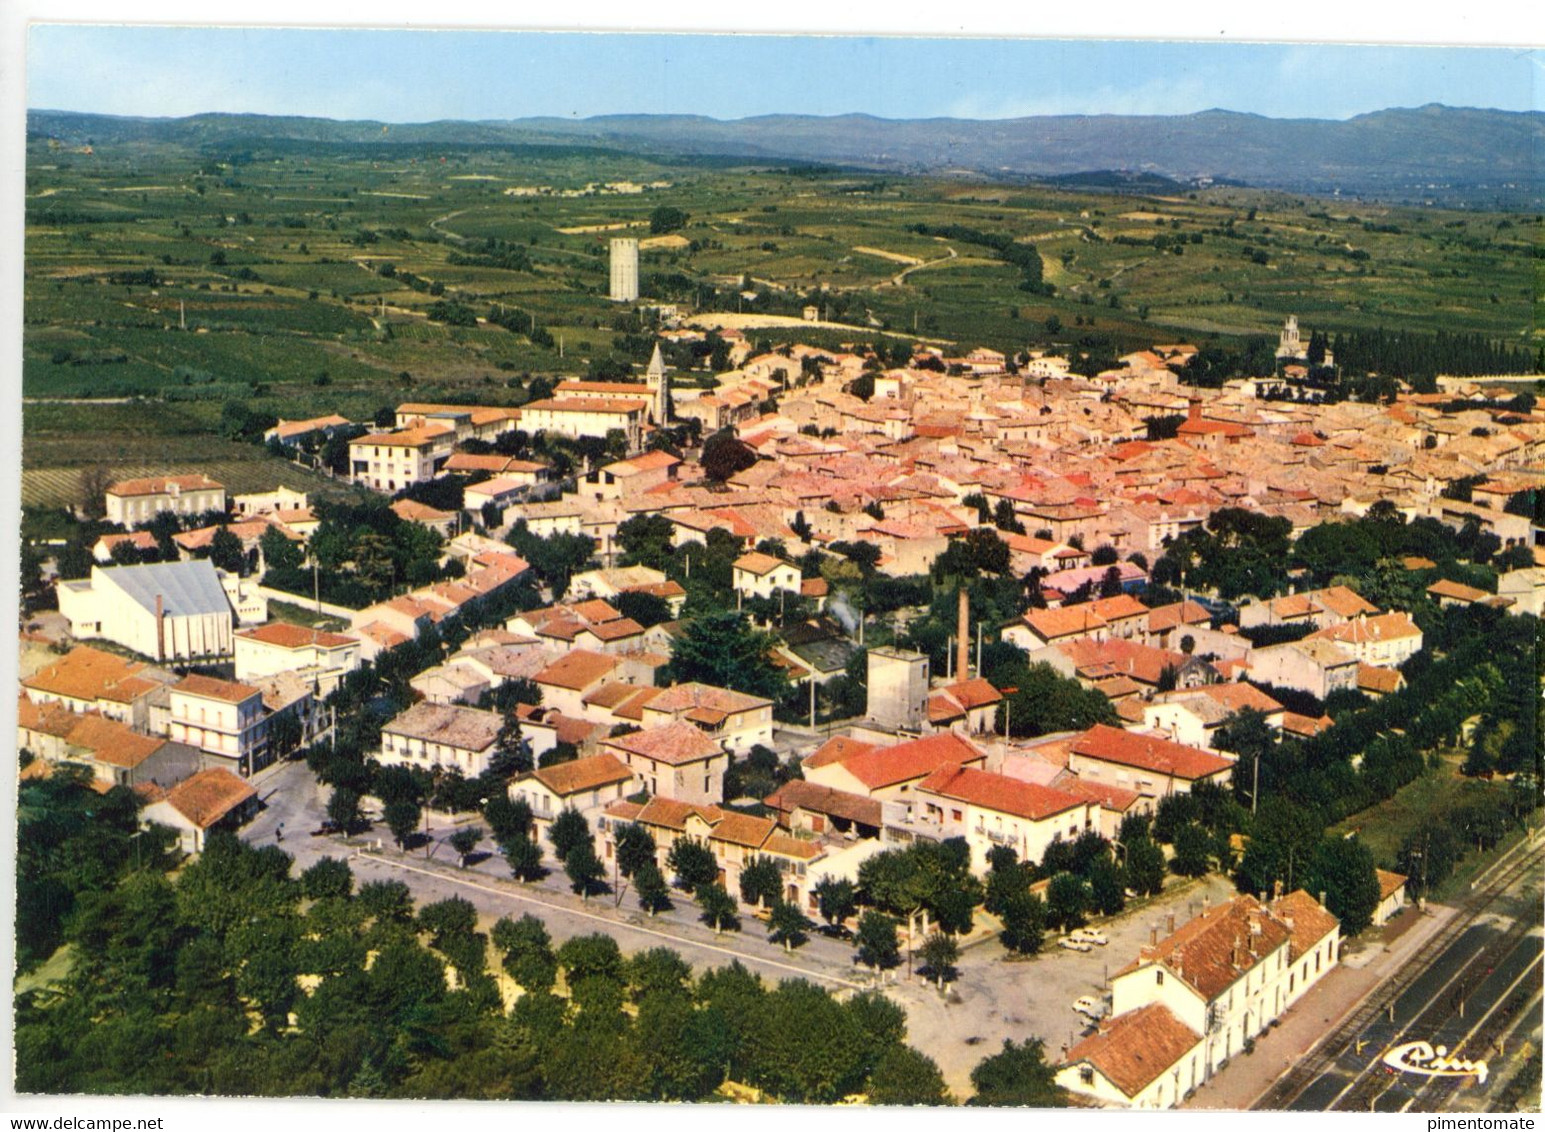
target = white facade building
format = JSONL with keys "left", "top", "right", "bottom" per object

{"left": 234, "top": 622, "right": 361, "bottom": 694}
{"left": 167, "top": 674, "right": 271, "bottom": 776}
{"left": 348, "top": 425, "right": 455, "bottom": 492}
{"left": 379, "top": 702, "right": 503, "bottom": 778}
{"left": 103, "top": 475, "right": 225, "bottom": 526}
{"left": 731, "top": 552, "right": 802, "bottom": 601}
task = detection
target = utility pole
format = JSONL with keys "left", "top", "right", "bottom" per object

{"left": 808, "top": 676, "right": 815, "bottom": 729}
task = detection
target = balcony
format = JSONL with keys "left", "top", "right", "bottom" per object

{"left": 974, "top": 825, "right": 1018, "bottom": 847}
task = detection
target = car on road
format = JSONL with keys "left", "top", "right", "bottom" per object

{"left": 1069, "top": 927, "right": 1108, "bottom": 946}
{"left": 1059, "top": 937, "right": 1094, "bottom": 952}
{"left": 1072, "top": 995, "right": 1105, "bottom": 1019}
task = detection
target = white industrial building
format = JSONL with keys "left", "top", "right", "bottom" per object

{"left": 58, "top": 560, "right": 239, "bottom": 662}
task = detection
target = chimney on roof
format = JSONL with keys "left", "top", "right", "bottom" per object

{"left": 1167, "top": 912, "right": 1176, "bottom": 934}
{"left": 957, "top": 586, "right": 971, "bottom": 682}
{"left": 1273, "top": 879, "right": 1283, "bottom": 901}
{"left": 1319, "top": 890, "right": 1328, "bottom": 909}
{"left": 1187, "top": 397, "right": 1202, "bottom": 422}
{"left": 1150, "top": 925, "right": 1159, "bottom": 946}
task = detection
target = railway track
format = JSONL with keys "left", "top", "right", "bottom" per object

{"left": 1255, "top": 840, "right": 1542, "bottom": 1110}
{"left": 1330, "top": 914, "right": 1539, "bottom": 1111}
{"left": 1404, "top": 969, "right": 1542, "bottom": 1111}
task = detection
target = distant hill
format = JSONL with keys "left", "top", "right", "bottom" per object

{"left": 28, "top": 104, "right": 1544, "bottom": 207}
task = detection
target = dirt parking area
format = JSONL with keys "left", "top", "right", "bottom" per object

{"left": 890, "top": 874, "right": 1238, "bottom": 1097}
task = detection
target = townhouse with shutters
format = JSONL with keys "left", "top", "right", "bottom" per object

{"left": 378, "top": 702, "right": 504, "bottom": 778}
{"left": 103, "top": 474, "right": 226, "bottom": 526}
{"left": 1057, "top": 890, "right": 1341, "bottom": 1108}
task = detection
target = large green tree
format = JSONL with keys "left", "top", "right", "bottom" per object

{"left": 696, "top": 884, "right": 740, "bottom": 934}
{"left": 767, "top": 901, "right": 811, "bottom": 952}
{"left": 867, "top": 1045, "right": 952, "bottom": 1106}
{"left": 666, "top": 838, "right": 718, "bottom": 893}
{"left": 968, "top": 1039, "right": 1067, "bottom": 1107}
{"left": 665, "top": 609, "right": 786, "bottom": 700}
{"left": 854, "top": 911, "right": 900, "bottom": 972}
{"left": 1306, "top": 836, "right": 1382, "bottom": 935}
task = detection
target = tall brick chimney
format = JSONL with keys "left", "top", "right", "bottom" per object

{"left": 154, "top": 593, "right": 164, "bottom": 662}
{"left": 1187, "top": 396, "right": 1202, "bottom": 422}
{"left": 956, "top": 586, "right": 970, "bottom": 682}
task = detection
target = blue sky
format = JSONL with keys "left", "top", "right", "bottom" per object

{"left": 26, "top": 26, "right": 1541, "bottom": 123}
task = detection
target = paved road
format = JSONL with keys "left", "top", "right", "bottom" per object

{"left": 1260, "top": 836, "right": 1543, "bottom": 1113}
{"left": 240, "top": 759, "right": 1237, "bottom": 1096}
{"left": 243, "top": 760, "right": 871, "bottom": 990}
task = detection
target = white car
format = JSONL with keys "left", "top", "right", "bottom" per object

{"left": 1072, "top": 996, "right": 1105, "bottom": 1019}
{"left": 1070, "top": 928, "right": 1109, "bottom": 946}
{"left": 1059, "top": 937, "right": 1094, "bottom": 952}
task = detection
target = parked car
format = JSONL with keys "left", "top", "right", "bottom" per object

{"left": 1059, "top": 937, "right": 1094, "bottom": 952}
{"left": 1072, "top": 995, "right": 1105, "bottom": 1019}
{"left": 1070, "top": 928, "right": 1109, "bottom": 946}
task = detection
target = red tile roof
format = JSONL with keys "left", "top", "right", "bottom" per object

{"left": 1071, "top": 724, "right": 1233, "bottom": 781}
{"left": 645, "top": 682, "right": 771, "bottom": 715}
{"left": 106, "top": 474, "right": 223, "bottom": 498}
{"left": 709, "top": 810, "right": 777, "bottom": 849}
{"left": 1062, "top": 1003, "right": 1202, "bottom": 1100}
{"left": 803, "top": 735, "right": 877, "bottom": 770}
{"left": 1269, "top": 889, "right": 1340, "bottom": 961}
{"left": 1426, "top": 578, "right": 1490, "bottom": 603}
{"left": 630, "top": 796, "right": 719, "bottom": 831}
{"left": 732, "top": 551, "right": 788, "bottom": 576}
{"left": 918, "top": 764, "right": 1086, "bottom": 822}
{"left": 837, "top": 732, "right": 986, "bottom": 790}
{"left": 173, "top": 674, "right": 261, "bottom": 704}
{"left": 1356, "top": 664, "right": 1405, "bottom": 695}
{"left": 1089, "top": 594, "right": 1150, "bottom": 621}
{"left": 605, "top": 721, "right": 724, "bottom": 766}
{"left": 236, "top": 622, "right": 356, "bottom": 650}
{"left": 1146, "top": 600, "right": 1211, "bottom": 634}
{"left": 763, "top": 779, "right": 884, "bottom": 828}
{"left": 1124, "top": 893, "right": 1292, "bottom": 1002}
{"left": 23, "top": 646, "right": 158, "bottom": 705}
{"left": 1281, "top": 711, "right": 1334, "bottom": 737}
{"left": 531, "top": 753, "right": 634, "bottom": 797}
{"left": 1190, "top": 682, "right": 1284, "bottom": 716}
{"left": 1376, "top": 868, "right": 1408, "bottom": 900}
{"left": 66, "top": 714, "right": 167, "bottom": 769}
{"left": 1054, "top": 775, "right": 1142, "bottom": 814}
{"left": 534, "top": 649, "right": 621, "bottom": 691}
{"left": 940, "top": 677, "right": 1003, "bottom": 711}
{"left": 1019, "top": 604, "right": 1109, "bottom": 642}
{"left": 1310, "top": 612, "right": 1422, "bottom": 647}
{"left": 163, "top": 767, "right": 257, "bottom": 829}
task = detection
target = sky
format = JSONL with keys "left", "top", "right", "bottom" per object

{"left": 26, "top": 25, "right": 1542, "bottom": 124}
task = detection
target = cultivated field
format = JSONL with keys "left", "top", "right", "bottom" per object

{"left": 22, "top": 136, "right": 1540, "bottom": 483}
